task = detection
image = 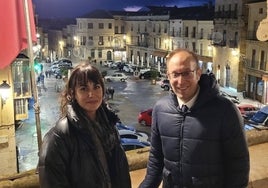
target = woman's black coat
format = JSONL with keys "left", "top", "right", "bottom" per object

{"left": 38, "top": 105, "right": 131, "bottom": 188}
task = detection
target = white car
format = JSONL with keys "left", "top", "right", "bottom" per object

{"left": 118, "top": 129, "right": 149, "bottom": 143}
{"left": 123, "top": 65, "right": 134, "bottom": 73}
{"left": 105, "top": 73, "right": 128, "bottom": 82}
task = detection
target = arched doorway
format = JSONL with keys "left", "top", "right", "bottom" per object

{"left": 106, "top": 51, "right": 112, "bottom": 61}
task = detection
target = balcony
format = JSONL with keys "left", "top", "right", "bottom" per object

{"left": 214, "top": 11, "right": 238, "bottom": 19}
{"left": 212, "top": 40, "right": 226, "bottom": 47}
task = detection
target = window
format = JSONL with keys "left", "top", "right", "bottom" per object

{"left": 234, "top": 32, "right": 238, "bottom": 45}
{"left": 200, "top": 28, "right": 204, "bottom": 39}
{"left": 200, "top": 43, "right": 203, "bottom": 55}
{"left": 260, "top": 50, "right": 266, "bottom": 70}
{"left": 98, "top": 49, "right": 102, "bottom": 58}
{"left": 108, "top": 23, "right": 112, "bottom": 29}
{"left": 192, "top": 27, "right": 196, "bottom": 38}
{"left": 88, "top": 23, "right": 93, "bottom": 29}
{"left": 91, "top": 49, "right": 95, "bottom": 58}
{"left": 108, "top": 36, "right": 113, "bottom": 42}
{"left": 80, "top": 36, "right": 86, "bottom": 45}
{"left": 12, "top": 58, "right": 32, "bottom": 120}
{"left": 99, "top": 36, "right": 104, "bottom": 45}
{"left": 121, "top": 26, "right": 125, "bottom": 34}
{"left": 99, "top": 23, "right": 104, "bottom": 29}
{"left": 251, "top": 49, "right": 256, "bottom": 68}
{"left": 164, "top": 24, "right": 167, "bottom": 33}
{"left": 115, "top": 26, "right": 119, "bottom": 34}
{"left": 185, "top": 27, "right": 189, "bottom": 37}
{"left": 88, "top": 36, "right": 93, "bottom": 46}
{"left": 12, "top": 60, "right": 31, "bottom": 98}
{"left": 14, "top": 99, "right": 28, "bottom": 119}
{"left": 192, "top": 42, "right": 196, "bottom": 53}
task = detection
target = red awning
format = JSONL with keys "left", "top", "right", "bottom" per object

{"left": 0, "top": 0, "right": 37, "bottom": 69}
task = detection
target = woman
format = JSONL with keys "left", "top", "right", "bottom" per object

{"left": 38, "top": 62, "right": 131, "bottom": 188}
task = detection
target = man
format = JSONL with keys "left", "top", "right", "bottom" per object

{"left": 139, "top": 48, "right": 250, "bottom": 188}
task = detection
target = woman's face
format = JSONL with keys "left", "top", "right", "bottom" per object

{"left": 74, "top": 81, "right": 103, "bottom": 120}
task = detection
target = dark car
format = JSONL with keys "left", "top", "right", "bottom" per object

{"left": 139, "top": 70, "right": 161, "bottom": 79}
{"left": 58, "top": 59, "right": 72, "bottom": 66}
{"left": 160, "top": 79, "right": 170, "bottom": 91}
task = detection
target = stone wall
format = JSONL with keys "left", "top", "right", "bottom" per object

{"left": 0, "top": 129, "right": 267, "bottom": 187}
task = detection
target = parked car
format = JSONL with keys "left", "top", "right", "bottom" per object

{"left": 139, "top": 70, "right": 161, "bottom": 79}
{"left": 220, "top": 91, "right": 240, "bottom": 104}
{"left": 107, "top": 60, "right": 114, "bottom": 67}
{"left": 105, "top": 73, "right": 128, "bottom": 82}
{"left": 110, "top": 61, "right": 120, "bottom": 69}
{"left": 160, "top": 79, "right": 170, "bottom": 91}
{"left": 244, "top": 105, "right": 268, "bottom": 130}
{"left": 118, "top": 129, "right": 149, "bottom": 142}
{"left": 139, "top": 68, "right": 151, "bottom": 74}
{"left": 58, "top": 58, "right": 72, "bottom": 66}
{"left": 120, "top": 138, "right": 150, "bottom": 151}
{"left": 123, "top": 65, "right": 134, "bottom": 73}
{"left": 116, "top": 122, "right": 135, "bottom": 131}
{"left": 237, "top": 104, "right": 259, "bottom": 116}
{"left": 138, "top": 108, "right": 152, "bottom": 126}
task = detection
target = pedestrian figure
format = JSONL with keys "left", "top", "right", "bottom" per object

{"left": 39, "top": 72, "right": 47, "bottom": 92}
{"left": 45, "top": 70, "right": 48, "bottom": 78}
{"left": 108, "top": 86, "right": 115, "bottom": 99}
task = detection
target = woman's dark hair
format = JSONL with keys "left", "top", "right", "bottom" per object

{"left": 60, "top": 62, "right": 105, "bottom": 116}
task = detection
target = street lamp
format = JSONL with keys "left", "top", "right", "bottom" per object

{"left": 0, "top": 80, "right": 11, "bottom": 109}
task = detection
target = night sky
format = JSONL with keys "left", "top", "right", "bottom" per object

{"left": 33, "top": 0, "right": 214, "bottom": 18}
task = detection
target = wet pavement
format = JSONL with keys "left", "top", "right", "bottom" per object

{"left": 15, "top": 77, "right": 63, "bottom": 172}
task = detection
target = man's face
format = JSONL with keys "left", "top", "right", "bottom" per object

{"left": 167, "top": 51, "right": 202, "bottom": 103}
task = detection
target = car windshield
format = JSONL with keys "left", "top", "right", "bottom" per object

{"left": 251, "top": 111, "right": 268, "bottom": 124}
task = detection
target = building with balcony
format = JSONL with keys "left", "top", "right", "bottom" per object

{"left": 246, "top": 0, "right": 268, "bottom": 104}
{"left": 213, "top": 0, "right": 246, "bottom": 91}
{"left": 74, "top": 10, "right": 126, "bottom": 62}
{"left": 212, "top": 0, "right": 268, "bottom": 104}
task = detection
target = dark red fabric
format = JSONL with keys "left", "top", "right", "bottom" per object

{"left": 0, "top": 0, "right": 36, "bottom": 69}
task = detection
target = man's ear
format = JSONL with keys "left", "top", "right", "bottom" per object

{"left": 196, "top": 69, "right": 202, "bottom": 80}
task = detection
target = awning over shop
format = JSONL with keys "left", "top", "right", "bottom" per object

{"left": 197, "top": 55, "right": 213, "bottom": 62}
{"left": 152, "top": 50, "right": 168, "bottom": 57}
